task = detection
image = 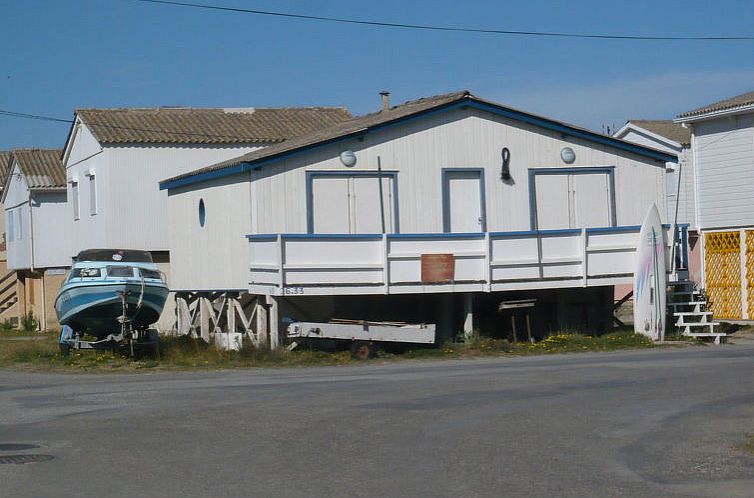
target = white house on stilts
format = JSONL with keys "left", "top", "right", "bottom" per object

{"left": 160, "top": 91, "right": 681, "bottom": 348}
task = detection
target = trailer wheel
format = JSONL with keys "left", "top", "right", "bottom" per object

{"left": 350, "top": 341, "right": 377, "bottom": 360}
{"left": 59, "top": 343, "right": 70, "bottom": 357}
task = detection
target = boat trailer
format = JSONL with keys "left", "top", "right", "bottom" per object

{"left": 59, "top": 289, "right": 159, "bottom": 357}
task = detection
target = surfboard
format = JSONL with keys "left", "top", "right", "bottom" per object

{"left": 633, "top": 204, "right": 667, "bottom": 341}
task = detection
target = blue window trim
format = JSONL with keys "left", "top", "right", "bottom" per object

{"left": 305, "top": 170, "right": 400, "bottom": 235}
{"left": 159, "top": 97, "right": 677, "bottom": 191}
{"left": 528, "top": 166, "right": 617, "bottom": 230}
{"left": 441, "top": 168, "right": 486, "bottom": 233}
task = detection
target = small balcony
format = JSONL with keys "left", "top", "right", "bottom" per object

{"left": 247, "top": 225, "right": 685, "bottom": 297}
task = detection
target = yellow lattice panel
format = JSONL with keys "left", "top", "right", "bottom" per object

{"left": 746, "top": 231, "right": 754, "bottom": 318}
{"left": 704, "top": 231, "right": 741, "bottom": 319}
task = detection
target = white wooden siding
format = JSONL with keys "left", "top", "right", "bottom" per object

{"left": 168, "top": 107, "right": 667, "bottom": 290}
{"left": 4, "top": 163, "right": 70, "bottom": 269}
{"left": 619, "top": 128, "right": 695, "bottom": 227}
{"left": 167, "top": 173, "right": 251, "bottom": 290}
{"left": 65, "top": 121, "right": 262, "bottom": 258}
{"left": 693, "top": 115, "right": 754, "bottom": 230}
{"left": 250, "top": 108, "right": 665, "bottom": 233}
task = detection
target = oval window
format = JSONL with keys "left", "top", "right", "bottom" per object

{"left": 198, "top": 198, "right": 206, "bottom": 227}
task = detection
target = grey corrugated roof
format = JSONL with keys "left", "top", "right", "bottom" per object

{"left": 0, "top": 151, "right": 12, "bottom": 191}
{"left": 75, "top": 106, "right": 352, "bottom": 145}
{"left": 628, "top": 120, "right": 690, "bottom": 146}
{"left": 162, "top": 90, "right": 676, "bottom": 187}
{"left": 12, "top": 149, "right": 66, "bottom": 190}
{"left": 678, "top": 90, "right": 754, "bottom": 119}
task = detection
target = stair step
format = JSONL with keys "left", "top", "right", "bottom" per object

{"left": 673, "top": 311, "right": 712, "bottom": 317}
{"left": 675, "top": 321, "right": 719, "bottom": 328}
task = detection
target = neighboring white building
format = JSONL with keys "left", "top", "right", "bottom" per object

{"left": 613, "top": 120, "right": 700, "bottom": 283}
{"left": 160, "top": 91, "right": 679, "bottom": 346}
{"left": 1, "top": 149, "right": 69, "bottom": 330}
{"left": 675, "top": 90, "right": 754, "bottom": 319}
{"left": 60, "top": 106, "right": 351, "bottom": 330}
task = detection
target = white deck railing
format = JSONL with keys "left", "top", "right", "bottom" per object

{"left": 247, "top": 226, "right": 673, "bottom": 296}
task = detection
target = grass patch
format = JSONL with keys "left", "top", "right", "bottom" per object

{"left": 735, "top": 434, "right": 754, "bottom": 455}
{"left": 0, "top": 329, "right": 656, "bottom": 372}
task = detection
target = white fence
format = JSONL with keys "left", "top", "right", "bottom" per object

{"left": 247, "top": 226, "right": 673, "bottom": 296}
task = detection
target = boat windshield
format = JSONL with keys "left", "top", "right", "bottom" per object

{"left": 71, "top": 267, "right": 102, "bottom": 278}
{"left": 140, "top": 269, "right": 163, "bottom": 280}
{"left": 107, "top": 266, "right": 135, "bottom": 278}
{"left": 76, "top": 249, "right": 153, "bottom": 263}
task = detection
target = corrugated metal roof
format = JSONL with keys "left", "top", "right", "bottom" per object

{"left": 11, "top": 149, "right": 66, "bottom": 190}
{"left": 75, "top": 106, "right": 352, "bottom": 145}
{"left": 0, "top": 151, "right": 13, "bottom": 191}
{"left": 678, "top": 90, "right": 754, "bottom": 119}
{"left": 627, "top": 120, "right": 690, "bottom": 146}
{"left": 162, "top": 90, "right": 677, "bottom": 188}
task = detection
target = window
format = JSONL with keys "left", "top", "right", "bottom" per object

{"left": 106, "top": 266, "right": 135, "bottom": 278}
{"left": 7, "top": 211, "right": 13, "bottom": 242}
{"left": 71, "top": 181, "right": 80, "bottom": 220}
{"left": 16, "top": 210, "right": 22, "bottom": 240}
{"left": 88, "top": 174, "right": 97, "bottom": 215}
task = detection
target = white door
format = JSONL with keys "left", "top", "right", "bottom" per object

{"left": 535, "top": 174, "right": 571, "bottom": 229}
{"left": 351, "top": 176, "right": 394, "bottom": 233}
{"left": 573, "top": 173, "right": 610, "bottom": 228}
{"left": 445, "top": 171, "right": 484, "bottom": 232}
{"left": 534, "top": 172, "right": 612, "bottom": 229}
{"left": 311, "top": 175, "right": 395, "bottom": 234}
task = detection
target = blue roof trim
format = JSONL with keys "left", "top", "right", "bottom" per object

{"left": 163, "top": 96, "right": 678, "bottom": 190}
{"left": 586, "top": 225, "right": 641, "bottom": 234}
{"left": 246, "top": 234, "right": 279, "bottom": 240}
{"left": 159, "top": 162, "right": 256, "bottom": 191}
{"left": 462, "top": 100, "right": 677, "bottom": 163}
{"left": 387, "top": 232, "right": 485, "bottom": 239}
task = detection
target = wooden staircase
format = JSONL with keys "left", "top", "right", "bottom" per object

{"left": 668, "top": 280, "right": 726, "bottom": 344}
{"left": 0, "top": 270, "right": 18, "bottom": 322}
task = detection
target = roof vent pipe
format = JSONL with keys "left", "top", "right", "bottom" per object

{"left": 380, "top": 91, "right": 390, "bottom": 111}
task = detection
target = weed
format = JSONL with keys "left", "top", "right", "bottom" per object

{"left": 20, "top": 311, "right": 39, "bottom": 332}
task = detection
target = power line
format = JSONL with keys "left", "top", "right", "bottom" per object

{"left": 0, "top": 109, "right": 288, "bottom": 141}
{"left": 133, "top": 0, "right": 754, "bottom": 42}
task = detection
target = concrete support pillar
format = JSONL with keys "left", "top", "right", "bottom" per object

{"left": 463, "top": 293, "right": 474, "bottom": 340}
{"left": 255, "top": 298, "right": 268, "bottom": 349}
{"left": 268, "top": 295, "right": 280, "bottom": 350}
{"left": 199, "top": 297, "right": 211, "bottom": 343}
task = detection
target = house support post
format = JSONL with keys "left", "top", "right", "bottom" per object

{"left": 463, "top": 293, "right": 474, "bottom": 340}
{"left": 255, "top": 298, "right": 268, "bottom": 349}
{"left": 268, "top": 295, "right": 280, "bottom": 350}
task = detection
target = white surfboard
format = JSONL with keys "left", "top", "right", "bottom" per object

{"left": 633, "top": 204, "right": 667, "bottom": 341}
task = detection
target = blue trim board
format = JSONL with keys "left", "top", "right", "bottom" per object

{"left": 305, "top": 170, "right": 400, "bottom": 234}
{"left": 245, "top": 234, "right": 279, "bottom": 240}
{"left": 285, "top": 233, "right": 384, "bottom": 240}
{"left": 585, "top": 225, "right": 641, "bottom": 234}
{"left": 160, "top": 96, "right": 677, "bottom": 191}
{"left": 528, "top": 167, "right": 618, "bottom": 230}
{"left": 388, "top": 232, "right": 485, "bottom": 239}
{"left": 441, "top": 168, "right": 486, "bottom": 233}
{"left": 490, "top": 228, "right": 582, "bottom": 237}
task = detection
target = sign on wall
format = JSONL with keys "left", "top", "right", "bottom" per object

{"left": 421, "top": 254, "right": 454, "bottom": 283}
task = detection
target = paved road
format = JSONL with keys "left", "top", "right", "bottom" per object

{"left": 1, "top": 345, "right": 754, "bottom": 497}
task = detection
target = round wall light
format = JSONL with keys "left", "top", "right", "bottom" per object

{"left": 340, "top": 150, "right": 357, "bottom": 167}
{"left": 560, "top": 147, "right": 576, "bottom": 164}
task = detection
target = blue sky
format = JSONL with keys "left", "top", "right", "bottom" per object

{"left": 1, "top": 0, "right": 753, "bottom": 149}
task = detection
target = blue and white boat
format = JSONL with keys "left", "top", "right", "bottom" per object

{"left": 55, "top": 249, "right": 169, "bottom": 339}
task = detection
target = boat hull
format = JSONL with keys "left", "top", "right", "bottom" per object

{"left": 55, "top": 281, "right": 169, "bottom": 338}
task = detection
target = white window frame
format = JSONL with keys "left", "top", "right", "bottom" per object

{"left": 86, "top": 171, "right": 97, "bottom": 216}
{"left": 70, "top": 180, "right": 80, "bottom": 220}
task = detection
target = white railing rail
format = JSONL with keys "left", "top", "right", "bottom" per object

{"left": 247, "top": 226, "right": 674, "bottom": 296}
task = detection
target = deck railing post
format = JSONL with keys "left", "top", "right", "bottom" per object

{"left": 484, "top": 232, "right": 491, "bottom": 291}
{"left": 582, "top": 228, "right": 588, "bottom": 287}
{"left": 382, "top": 233, "right": 389, "bottom": 294}
{"left": 276, "top": 234, "right": 284, "bottom": 291}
